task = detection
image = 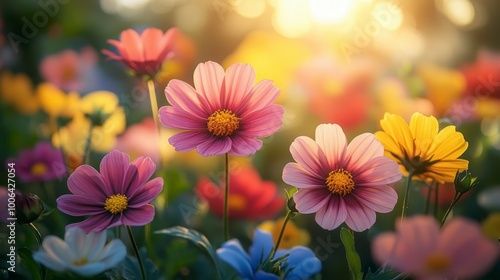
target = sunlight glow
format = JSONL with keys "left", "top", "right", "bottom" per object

{"left": 440, "top": 0, "right": 475, "bottom": 26}
{"left": 236, "top": 0, "right": 266, "bottom": 19}
{"left": 308, "top": 0, "right": 353, "bottom": 24}
{"left": 273, "top": 0, "right": 311, "bottom": 38}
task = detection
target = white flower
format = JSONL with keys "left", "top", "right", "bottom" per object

{"left": 33, "top": 227, "right": 126, "bottom": 277}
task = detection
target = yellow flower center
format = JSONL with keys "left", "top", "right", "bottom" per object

{"left": 72, "top": 257, "right": 87, "bottom": 266}
{"left": 326, "top": 168, "right": 355, "bottom": 196}
{"left": 104, "top": 194, "right": 128, "bottom": 215}
{"left": 424, "top": 252, "right": 451, "bottom": 273}
{"left": 207, "top": 109, "right": 240, "bottom": 137}
{"left": 30, "top": 163, "right": 47, "bottom": 176}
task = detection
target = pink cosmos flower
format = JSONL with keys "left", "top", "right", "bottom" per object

{"left": 7, "top": 141, "right": 66, "bottom": 183}
{"left": 372, "top": 215, "right": 499, "bottom": 280}
{"left": 159, "top": 61, "right": 284, "bottom": 157}
{"left": 115, "top": 118, "right": 159, "bottom": 163}
{"left": 102, "top": 27, "right": 179, "bottom": 78}
{"left": 282, "top": 124, "right": 402, "bottom": 231}
{"left": 57, "top": 150, "right": 163, "bottom": 233}
{"left": 39, "top": 47, "right": 98, "bottom": 92}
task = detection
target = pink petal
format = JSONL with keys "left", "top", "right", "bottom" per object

{"left": 343, "top": 195, "right": 376, "bottom": 232}
{"left": 57, "top": 195, "right": 105, "bottom": 216}
{"left": 371, "top": 232, "right": 397, "bottom": 266}
{"left": 196, "top": 137, "right": 232, "bottom": 156}
{"left": 157, "top": 28, "right": 179, "bottom": 60}
{"left": 315, "top": 196, "right": 347, "bottom": 230}
{"left": 67, "top": 165, "right": 109, "bottom": 198}
{"left": 228, "top": 134, "right": 262, "bottom": 156}
{"left": 99, "top": 150, "right": 129, "bottom": 194}
{"left": 165, "top": 79, "right": 210, "bottom": 117}
{"left": 193, "top": 61, "right": 224, "bottom": 110}
{"left": 169, "top": 131, "right": 212, "bottom": 152}
{"left": 395, "top": 216, "right": 438, "bottom": 259}
{"left": 220, "top": 63, "right": 255, "bottom": 110}
{"left": 121, "top": 205, "right": 155, "bottom": 226}
{"left": 239, "top": 104, "right": 284, "bottom": 138}
{"left": 315, "top": 124, "right": 347, "bottom": 170}
{"left": 293, "top": 188, "right": 331, "bottom": 214}
{"left": 352, "top": 186, "right": 397, "bottom": 213}
{"left": 159, "top": 106, "right": 206, "bottom": 130}
{"left": 353, "top": 157, "right": 402, "bottom": 186}
{"left": 128, "top": 177, "right": 163, "bottom": 206}
{"left": 66, "top": 213, "right": 117, "bottom": 233}
{"left": 439, "top": 218, "right": 499, "bottom": 278}
{"left": 106, "top": 39, "right": 128, "bottom": 60}
{"left": 282, "top": 162, "right": 325, "bottom": 189}
{"left": 122, "top": 156, "right": 157, "bottom": 195}
{"left": 237, "top": 80, "right": 280, "bottom": 115}
{"left": 119, "top": 29, "right": 144, "bottom": 61}
{"left": 345, "top": 133, "right": 384, "bottom": 169}
{"left": 290, "top": 136, "right": 330, "bottom": 178}
{"left": 141, "top": 28, "right": 164, "bottom": 61}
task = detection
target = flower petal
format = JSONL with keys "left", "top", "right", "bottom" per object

{"left": 353, "top": 156, "right": 402, "bottom": 186}
{"left": 249, "top": 229, "right": 274, "bottom": 270}
{"left": 193, "top": 61, "right": 224, "bottom": 110}
{"left": 293, "top": 188, "right": 331, "bottom": 214}
{"left": 217, "top": 240, "right": 254, "bottom": 278}
{"left": 352, "top": 185, "right": 397, "bottom": 213}
{"left": 239, "top": 104, "right": 284, "bottom": 138}
{"left": 315, "top": 196, "right": 347, "bottom": 230}
{"left": 67, "top": 165, "right": 109, "bottom": 198}
{"left": 221, "top": 63, "right": 255, "bottom": 110}
{"left": 141, "top": 28, "right": 164, "bottom": 61}
{"left": 315, "top": 124, "right": 347, "bottom": 170}
{"left": 57, "top": 194, "right": 105, "bottom": 216}
{"left": 66, "top": 213, "right": 117, "bottom": 233}
{"left": 168, "top": 131, "right": 212, "bottom": 152}
{"left": 343, "top": 196, "right": 376, "bottom": 232}
{"left": 290, "top": 136, "right": 330, "bottom": 178}
{"left": 121, "top": 204, "right": 155, "bottom": 226}
{"left": 128, "top": 177, "right": 163, "bottom": 207}
{"left": 123, "top": 156, "right": 157, "bottom": 195}
{"left": 237, "top": 79, "right": 280, "bottom": 115}
{"left": 282, "top": 162, "right": 325, "bottom": 189}
{"left": 33, "top": 236, "right": 71, "bottom": 271}
{"left": 100, "top": 150, "right": 129, "bottom": 194}
{"left": 93, "top": 239, "right": 127, "bottom": 268}
{"left": 164, "top": 79, "right": 210, "bottom": 117}
{"left": 228, "top": 134, "right": 263, "bottom": 156}
{"left": 196, "top": 137, "right": 232, "bottom": 156}
{"left": 345, "top": 133, "right": 384, "bottom": 169}
{"left": 159, "top": 106, "right": 206, "bottom": 130}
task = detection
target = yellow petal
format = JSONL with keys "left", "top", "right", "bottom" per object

{"left": 409, "top": 113, "right": 438, "bottom": 156}
{"left": 379, "top": 112, "right": 414, "bottom": 156}
{"left": 37, "top": 83, "right": 67, "bottom": 117}
{"left": 429, "top": 126, "right": 468, "bottom": 160}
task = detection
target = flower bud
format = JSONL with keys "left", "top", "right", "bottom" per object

{"left": 16, "top": 192, "right": 45, "bottom": 224}
{"left": 454, "top": 170, "right": 478, "bottom": 194}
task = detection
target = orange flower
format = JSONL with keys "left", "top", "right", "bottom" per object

{"left": 102, "top": 28, "right": 179, "bottom": 79}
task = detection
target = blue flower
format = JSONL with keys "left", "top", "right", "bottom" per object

{"left": 217, "top": 229, "right": 321, "bottom": 279}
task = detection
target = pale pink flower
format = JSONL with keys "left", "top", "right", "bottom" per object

{"left": 372, "top": 215, "right": 499, "bottom": 280}
{"left": 159, "top": 61, "right": 284, "bottom": 157}
{"left": 115, "top": 118, "right": 159, "bottom": 163}
{"left": 39, "top": 47, "right": 98, "bottom": 92}
{"left": 282, "top": 124, "right": 402, "bottom": 231}
{"left": 57, "top": 150, "right": 163, "bottom": 233}
{"left": 102, "top": 27, "right": 179, "bottom": 78}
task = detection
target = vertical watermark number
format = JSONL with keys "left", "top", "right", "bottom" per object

{"left": 6, "top": 162, "right": 17, "bottom": 273}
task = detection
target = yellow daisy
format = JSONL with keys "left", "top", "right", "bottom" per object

{"left": 375, "top": 112, "right": 468, "bottom": 183}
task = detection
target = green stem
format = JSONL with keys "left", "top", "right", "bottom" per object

{"left": 270, "top": 211, "right": 293, "bottom": 258}
{"left": 400, "top": 170, "right": 414, "bottom": 221}
{"left": 83, "top": 123, "right": 94, "bottom": 165}
{"left": 147, "top": 79, "right": 168, "bottom": 168}
{"left": 126, "top": 226, "right": 147, "bottom": 280}
{"left": 223, "top": 153, "right": 230, "bottom": 241}
{"left": 424, "top": 182, "right": 435, "bottom": 215}
{"left": 29, "top": 223, "right": 45, "bottom": 280}
{"left": 440, "top": 192, "right": 463, "bottom": 227}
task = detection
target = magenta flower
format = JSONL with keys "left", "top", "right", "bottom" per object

{"left": 282, "top": 124, "right": 402, "bottom": 231}
{"left": 57, "top": 150, "right": 163, "bottom": 233}
{"left": 7, "top": 141, "right": 66, "bottom": 183}
{"left": 372, "top": 215, "right": 499, "bottom": 279}
{"left": 159, "top": 61, "right": 284, "bottom": 157}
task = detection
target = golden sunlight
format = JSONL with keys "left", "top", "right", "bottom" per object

{"left": 308, "top": 0, "right": 353, "bottom": 24}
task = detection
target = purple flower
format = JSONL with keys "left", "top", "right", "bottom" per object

{"left": 57, "top": 150, "right": 163, "bottom": 233}
{"left": 8, "top": 141, "right": 66, "bottom": 183}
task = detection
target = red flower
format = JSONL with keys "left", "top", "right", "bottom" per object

{"left": 102, "top": 28, "right": 179, "bottom": 78}
{"left": 196, "top": 166, "right": 284, "bottom": 220}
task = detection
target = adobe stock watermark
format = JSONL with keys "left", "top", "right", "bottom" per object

{"left": 7, "top": 0, "right": 71, "bottom": 54}
{"left": 339, "top": 2, "right": 402, "bottom": 63}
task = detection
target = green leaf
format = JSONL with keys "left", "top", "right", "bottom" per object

{"left": 18, "top": 247, "right": 42, "bottom": 280}
{"left": 364, "top": 267, "right": 403, "bottom": 280}
{"left": 340, "top": 227, "right": 363, "bottom": 280}
{"left": 155, "top": 226, "right": 222, "bottom": 280}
